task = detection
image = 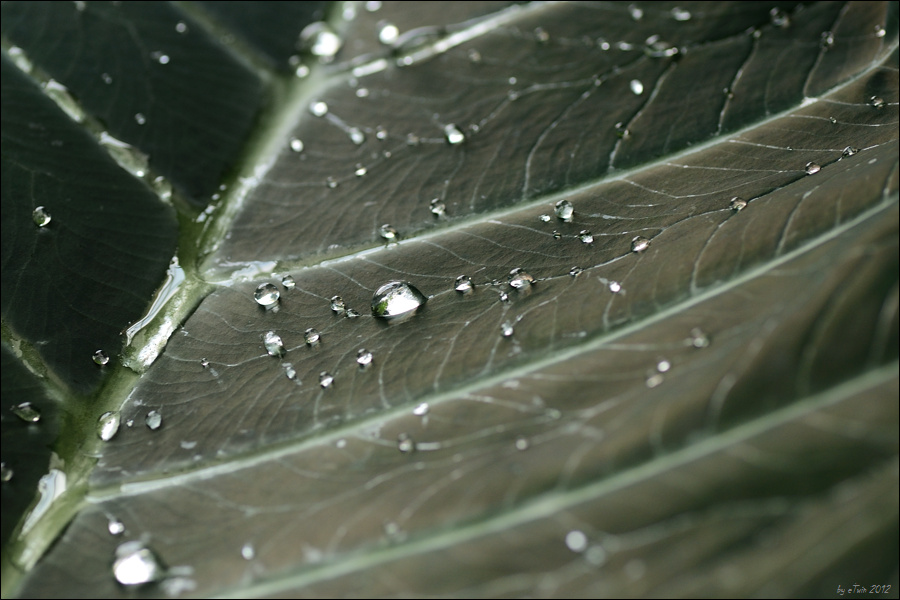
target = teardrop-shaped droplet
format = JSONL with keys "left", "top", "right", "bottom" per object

{"left": 379, "top": 224, "right": 398, "bottom": 241}
{"left": 869, "top": 96, "right": 884, "bottom": 109}
{"left": 805, "top": 162, "right": 821, "bottom": 175}
{"left": 371, "top": 281, "right": 427, "bottom": 318}
{"left": 330, "top": 295, "right": 346, "bottom": 314}
{"left": 289, "top": 138, "right": 304, "bottom": 153}
{"left": 356, "top": 348, "right": 374, "bottom": 367}
{"left": 508, "top": 268, "right": 535, "bottom": 289}
{"left": 304, "top": 328, "right": 320, "bottom": 345}
{"left": 11, "top": 402, "right": 41, "bottom": 423}
{"left": 554, "top": 200, "right": 574, "bottom": 221}
{"left": 579, "top": 230, "right": 593, "bottom": 244}
{"left": 443, "top": 124, "right": 465, "bottom": 145}
{"left": 108, "top": 518, "right": 125, "bottom": 535}
{"left": 730, "top": 197, "right": 748, "bottom": 211}
{"left": 145, "top": 410, "right": 162, "bottom": 431}
{"left": 500, "top": 322, "right": 514, "bottom": 337}
{"left": 281, "top": 275, "right": 295, "bottom": 289}
{"left": 97, "top": 411, "right": 120, "bottom": 441}
{"left": 413, "top": 402, "right": 429, "bottom": 416}
{"left": 254, "top": 283, "right": 280, "bottom": 307}
{"left": 112, "top": 541, "right": 166, "bottom": 586}
{"left": 32, "top": 206, "right": 52, "bottom": 227}
{"left": 93, "top": 350, "right": 110, "bottom": 366}
{"left": 429, "top": 198, "right": 446, "bottom": 216}
{"left": 319, "top": 371, "right": 334, "bottom": 388}
{"left": 397, "top": 433, "right": 415, "bottom": 453}
{"left": 630, "top": 79, "right": 644, "bottom": 95}
{"left": 454, "top": 275, "right": 473, "bottom": 293}
{"left": 299, "top": 22, "right": 342, "bottom": 59}
{"left": 631, "top": 236, "right": 651, "bottom": 253}
{"left": 263, "top": 331, "right": 285, "bottom": 357}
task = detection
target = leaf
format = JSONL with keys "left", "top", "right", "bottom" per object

{"left": 1, "top": 2, "right": 897, "bottom": 598}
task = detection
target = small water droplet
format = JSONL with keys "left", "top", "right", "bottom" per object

{"left": 829, "top": 116, "right": 837, "bottom": 124}
{"left": 365, "top": 0, "right": 382, "bottom": 11}
{"left": 299, "top": 22, "right": 342, "bottom": 59}
{"left": 175, "top": 21, "right": 188, "bottom": 34}
{"left": 630, "top": 79, "right": 644, "bottom": 95}
{"left": 374, "top": 126, "right": 388, "bottom": 140}
{"left": 644, "top": 36, "right": 678, "bottom": 58}
{"left": 263, "top": 331, "right": 285, "bottom": 357}
{"left": 319, "top": 371, "right": 334, "bottom": 388}
{"left": 443, "top": 124, "right": 465, "bottom": 145}
{"left": 98, "top": 411, "right": 120, "bottom": 441}
{"left": 239, "top": 543, "right": 255, "bottom": 560}
{"left": 310, "top": 101, "right": 328, "bottom": 117}
{"left": 326, "top": 176, "right": 338, "bottom": 188}
{"left": 539, "top": 214, "right": 551, "bottom": 222}
{"left": 32, "top": 206, "right": 51, "bottom": 227}
{"left": 11, "top": 402, "right": 41, "bottom": 423}
{"left": 282, "top": 362, "right": 297, "bottom": 380}
{"left": 608, "top": 281, "right": 622, "bottom": 293}
{"left": 515, "top": 437, "right": 529, "bottom": 451}
{"left": 579, "top": 230, "right": 594, "bottom": 244}
{"left": 200, "top": 358, "right": 210, "bottom": 368}
{"left": 500, "top": 322, "right": 514, "bottom": 337}
{"left": 454, "top": 275, "right": 474, "bottom": 293}
{"left": 346, "top": 307, "right": 360, "bottom": 319}
{"left": 820, "top": 31, "right": 834, "bottom": 49}
{"left": 378, "top": 22, "right": 399, "bottom": 45}
{"left": 330, "top": 295, "right": 346, "bottom": 314}
{"left": 566, "top": 530, "right": 588, "bottom": 553}
{"left": 874, "top": 24, "right": 885, "bottom": 38}
{"left": 730, "top": 197, "right": 747, "bottom": 211}
{"left": 499, "top": 291, "right": 510, "bottom": 303}
{"left": 534, "top": 27, "right": 549, "bottom": 43}
{"left": 134, "top": 113, "right": 146, "bottom": 125}
{"left": 554, "top": 200, "right": 574, "bottom": 221}
{"left": 357, "top": 349, "right": 373, "bottom": 367}
{"left": 468, "top": 48, "right": 482, "bottom": 63}
{"left": 349, "top": 127, "right": 365, "bottom": 145}
{"left": 289, "top": 138, "right": 304, "bottom": 153}
{"left": 280, "top": 275, "right": 295, "bottom": 290}
{"left": 690, "top": 327, "right": 710, "bottom": 348}
{"left": 413, "top": 402, "right": 429, "bottom": 416}
{"left": 295, "top": 64, "right": 310, "bottom": 78}
{"left": 108, "top": 518, "right": 125, "bottom": 535}
{"left": 569, "top": 266, "right": 583, "bottom": 277}
{"left": 671, "top": 6, "right": 691, "bottom": 21}
{"left": 429, "top": 198, "right": 446, "bottom": 217}
{"left": 101, "top": 72, "right": 113, "bottom": 84}
{"left": 379, "top": 224, "right": 399, "bottom": 242}
{"left": 371, "top": 281, "right": 427, "bottom": 319}
{"left": 614, "top": 121, "right": 630, "bottom": 139}
{"left": 628, "top": 4, "right": 643, "bottom": 20}
{"left": 842, "top": 146, "right": 859, "bottom": 157}
{"left": 631, "top": 236, "right": 651, "bottom": 253}
{"left": 354, "top": 164, "right": 367, "bottom": 177}
{"left": 769, "top": 7, "right": 790, "bottom": 28}
{"left": 508, "top": 268, "right": 535, "bottom": 289}
{"left": 397, "top": 433, "right": 415, "bottom": 453}
{"left": 304, "top": 328, "right": 320, "bottom": 345}
{"left": 656, "top": 360, "right": 671, "bottom": 373}
{"left": 356, "top": 87, "right": 370, "bottom": 98}
{"left": 145, "top": 410, "right": 162, "bottom": 430}
{"left": 1, "top": 463, "right": 12, "bottom": 483}
{"left": 869, "top": 96, "right": 885, "bottom": 109}
{"left": 113, "top": 541, "right": 166, "bottom": 586}
{"left": 646, "top": 373, "right": 664, "bottom": 387}
{"left": 93, "top": 350, "right": 110, "bottom": 365}
{"left": 254, "top": 283, "right": 280, "bottom": 308}
{"left": 805, "top": 161, "right": 821, "bottom": 175}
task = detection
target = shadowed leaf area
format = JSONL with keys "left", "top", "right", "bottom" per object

{"left": 1, "top": 1, "right": 898, "bottom": 598}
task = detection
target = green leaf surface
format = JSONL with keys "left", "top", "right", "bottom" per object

{"left": 1, "top": 1, "right": 897, "bottom": 598}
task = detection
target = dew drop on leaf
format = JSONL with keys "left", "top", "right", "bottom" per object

{"left": 330, "top": 296, "right": 346, "bottom": 314}
{"left": 429, "top": 198, "right": 446, "bottom": 217}
{"left": 500, "top": 322, "right": 514, "bottom": 337}
{"left": 630, "top": 79, "right": 644, "bottom": 95}
{"left": 200, "top": 358, "right": 209, "bottom": 368}
{"left": 769, "top": 7, "right": 790, "bottom": 28}
{"left": 820, "top": 31, "right": 835, "bottom": 49}
{"left": 508, "top": 268, "right": 535, "bottom": 289}
{"left": 842, "top": 146, "right": 859, "bottom": 157}
{"left": 304, "top": 328, "right": 320, "bottom": 345}
{"left": 107, "top": 518, "right": 125, "bottom": 535}
{"left": 145, "top": 410, "right": 162, "bottom": 431}
{"left": 112, "top": 541, "right": 166, "bottom": 586}
{"left": 869, "top": 96, "right": 885, "bottom": 109}
{"left": 254, "top": 283, "right": 280, "bottom": 308}
{"left": 454, "top": 275, "right": 473, "bottom": 293}
{"left": 175, "top": 21, "right": 187, "bottom": 34}
{"left": 282, "top": 363, "right": 297, "bottom": 381}
{"left": 569, "top": 266, "right": 583, "bottom": 277}
{"left": 241, "top": 544, "right": 255, "bottom": 560}
{"left": 1, "top": 463, "right": 12, "bottom": 483}
{"left": 565, "top": 530, "right": 588, "bottom": 553}
{"left": 319, "top": 371, "right": 334, "bottom": 388}
{"left": 657, "top": 360, "right": 671, "bottom": 373}
{"left": 299, "top": 22, "right": 342, "bottom": 59}
{"left": 671, "top": 6, "right": 691, "bottom": 21}
{"left": 539, "top": 214, "right": 551, "bottom": 222}
{"left": 579, "top": 230, "right": 594, "bottom": 244}
{"left": 690, "top": 327, "right": 710, "bottom": 348}
{"left": 371, "top": 281, "right": 427, "bottom": 318}
{"left": 631, "top": 236, "right": 651, "bottom": 253}
{"left": 356, "top": 349, "right": 374, "bottom": 367}
{"left": 552, "top": 230, "right": 562, "bottom": 240}
{"left": 379, "top": 224, "right": 399, "bottom": 242}
{"left": 515, "top": 437, "right": 529, "bottom": 451}
{"left": 730, "top": 197, "right": 748, "bottom": 211}
{"left": 263, "top": 331, "right": 285, "bottom": 357}
{"left": 289, "top": 138, "right": 304, "bottom": 153}
{"left": 354, "top": 164, "right": 367, "bottom": 176}
{"left": 93, "top": 350, "right": 110, "bottom": 366}
{"left": 11, "top": 402, "right": 41, "bottom": 423}
{"left": 32, "top": 206, "right": 51, "bottom": 227}
{"left": 281, "top": 275, "right": 295, "bottom": 289}
{"left": 378, "top": 22, "right": 399, "bottom": 45}
{"left": 309, "top": 101, "right": 328, "bottom": 117}
{"left": 349, "top": 127, "right": 365, "bottom": 145}
{"left": 397, "top": 433, "right": 415, "bottom": 453}
{"left": 375, "top": 126, "right": 388, "bottom": 140}
{"left": 443, "top": 124, "right": 465, "bottom": 145}
{"left": 134, "top": 113, "right": 146, "bottom": 125}
{"left": 97, "top": 411, "right": 120, "bottom": 441}
{"left": 413, "top": 402, "right": 429, "bottom": 416}
{"left": 628, "top": 4, "right": 643, "bottom": 20}
{"left": 609, "top": 281, "right": 622, "bottom": 293}
{"left": 554, "top": 199, "right": 574, "bottom": 221}
{"left": 646, "top": 373, "right": 664, "bottom": 388}
{"left": 805, "top": 162, "right": 821, "bottom": 175}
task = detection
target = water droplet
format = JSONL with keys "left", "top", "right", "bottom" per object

{"left": 630, "top": 79, "right": 644, "bottom": 95}
{"left": 515, "top": 437, "right": 529, "bottom": 451}
{"left": 254, "top": 283, "right": 280, "bottom": 308}
{"left": 346, "top": 307, "right": 360, "bottom": 319}
{"left": 579, "top": 230, "right": 594, "bottom": 244}
{"left": 299, "top": 22, "right": 342, "bottom": 59}
{"left": 295, "top": 64, "right": 310, "bottom": 78}
{"left": 365, "top": 0, "right": 382, "bottom": 11}
{"left": 154, "top": 53, "right": 170, "bottom": 65}
{"left": 500, "top": 322, "right": 514, "bottom": 337}
{"left": 1, "top": 463, "right": 12, "bottom": 483}
{"left": 820, "top": 31, "right": 834, "bottom": 49}
{"left": 175, "top": 21, "right": 188, "bottom": 34}
{"left": 869, "top": 96, "right": 885, "bottom": 109}
{"left": 263, "top": 331, "right": 285, "bottom": 357}
{"left": 644, "top": 36, "right": 679, "bottom": 58}
{"left": 289, "top": 138, "right": 304, "bottom": 152}
{"left": 628, "top": 4, "right": 643, "bottom": 20}
{"left": 566, "top": 530, "right": 588, "bottom": 553}
{"left": 11, "top": 402, "right": 40, "bottom": 423}
{"left": 93, "top": 350, "right": 110, "bottom": 366}
{"left": 534, "top": 27, "right": 549, "bottom": 43}
{"left": 614, "top": 121, "right": 630, "bottom": 139}
{"left": 609, "top": 281, "right": 622, "bottom": 293}
{"left": 32, "top": 206, "right": 51, "bottom": 227}
{"left": 241, "top": 543, "right": 255, "bottom": 560}
{"left": 356, "top": 87, "right": 370, "bottom": 98}
{"left": 657, "top": 360, "right": 671, "bottom": 373}
{"left": 842, "top": 146, "right": 859, "bottom": 157}
{"left": 631, "top": 236, "right": 651, "bottom": 253}
{"left": 145, "top": 410, "right": 162, "bottom": 430}
{"left": 690, "top": 327, "right": 710, "bottom": 348}
{"left": 569, "top": 266, "right": 583, "bottom": 277}
{"left": 319, "top": 371, "right": 334, "bottom": 388}
{"left": 413, "top": 402, "right": 429, "bottom": 416}
{"left": 539, "top": 214, "right": 551, "bottom": 222}
{"left": 730, "top": 197, "right": 748, "bottom": 211}
{"left": 349, "top": 127, "right": 365, "bottom": 145}
{"left": 829, "top": 116, "right": 837, "bottom": 124}
{"left": 371, "top": 281, "right": 427, "bottom": 319}
{"left": 769, "top": 7, "right": 790, "bottom": 28}
{"left": 443, "top": 124, "right": 465, "bottom": 145}
{"left": 379, "top": 224, "right": 399, "bottom": 242}
{"left": 499, "top": 291, "right": 510, "bottom": 303}
{"left": 397, "top": 433, "right": 415, "bottom": 453}
{"left": 357, "top": 349, "right": 373, "bottom": 367}
{"left": 101, "top": 72, "right": 113, "bottom": 84}
{"left": 281, "top": 275, "right": 295, "bottom": 290}
{"left": 805, "top": 162, "right": 821, "bottom": 175}
{"left": 354, "top": 164, "right": 367, "bottom": 177}
{"left": 508, "top": 268, "right": 535, "bottom": 289}
{"left": 304, "top": 328, "right": 320, "bottom": 345}
{"left": 378, "top": 22, "right": 399, "bottom": 45}
{"left": 375, "top": 126, "right": 387, "bottom": 140}
{"left": 134, "top": 113, "right": 146, "bottom": 125}
{"left": 326, "top": 176, "right": 338, "bottom": 188}
{"left": 282, "top": 362, "right": 297, "bottom": 381}
{"left": 468, "top": 48, "right": 482, "bottom": 63}
{"left": 671, "top": 6, "right": 691, "bottom": 21}
{"left": 552, "top": 230, "right": 562, "bottom": 240}
{"left": 330, "top": 296, "right": 346, "bottom": 314}
{"left": 200, "top": 358, "right": 210, "bottom": 368}
{"left": 98, "top": 411, "right": 120, "bottom": 441}
{"left": 454, "top": 275, "right": 474, "bottom": 293}
{"left": 874, "top": 24, "right": 885, "bottom": 38}
{"left": 108, "top": 518, "right": 125, "bottom": 535}
{"left": 310, "top": 101, "right": 328, "bottom": 117}
{"left": 429, "top": 198, "right": 446, "bottom": 217}
{"left": 113, "top": 541, "right": 166, "bottom": 586}
{"left": 554, "top": 200, "right": 574, "bottom": 221}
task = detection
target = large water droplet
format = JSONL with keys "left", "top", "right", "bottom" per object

{"left": 98, "top": 411, "right": 120, "bottom": 441}
{"left": 805, "top": 162, "right": 821, "bottom": 175}
{"left": 730, "top": 197, "right": 748, "bottom": 211}
{"left": 454, "top": 275, "right": 473, "bottom": 293}
{"left": 579, "top": 230, "right": 594, "bottom": 244}
{"left": 356, "top": 349, "right": 374, "bottom": 367}
{"left": 443, "top": 124, "right": 465, "bottom": 145}
{"left": 371, "top": 281, "right": 427, "bottom": 318}
{"left": 299, "top": 22, "right": 342, "bottom": 59}
{"left": 500, "top": 322, "right": 514, "bottom": 337}
{"left": 108, "top": 518, "right": 125, "bottom": 535}
{"left": 354, "top": 164, "right": 367, "bottom": 177}
{"left": 319, "top": 371, "right": 334, "bottom": 388}
{"left": 93, "top": 350, "right": 110, "bottom": 366}
{"left": 397, "top": 433, "right": 415, "bottom": 453}
{"left": 32, "top": 206, "right": 52, "bottom": 227}
{"left": 289, "top": 138, "right": 304, "bottom": 153}
{"left": 281, "top": 275, "right": 295, "bottom": 289}
{"left": 430, "top": 198, "right": 446, "bottom": 217}
{"left": 330, "top": 295, "right": 346, "bottom": 314}
{"left": 508, "top": 268, "right": 535, "bottom": 289}
{"left": 631, "top": 236, "right": 651, "bottom": 253}
{"left": 11, "top": 402, "right": 41, "bottom": 423}
{"left": 254, "top": 283, "right": 280, "bottom": 308}
{"left": 263, "top": 331, "right": 285, "bottom": 357}
{"left": 539, "top": 214, "right": 551, "bottom": 223}
{"left": 112, "top": 541, "right": 166, "bottom": 586}
{"left": 630, "top": 79, "right": 644, "bottom": 95}
{"left": 554, "top": 200, "right": 574, "bottom": 221}
{"left": 304, "top": 328, "right": 320, "bottom": 345}
{"left": 145, "top": 410, "right": 162, "bottom": 430}
{"left": 379, "top": 224, "right": 399, "bottom": 242}
{"left": 566, "top": 530, "right": 588, "bottom": 553}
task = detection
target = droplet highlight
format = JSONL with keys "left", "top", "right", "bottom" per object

{"left": 371, "top": 281, "right": 427, "bottom": 318}
{"left": 413, "top": 402, "right": 429, "bottom": 416}
{"left": 379, "top": 224, "right": 399, "bottom": 242}
{"left": 566, "top": 530, "right": 588, "bottom": 553}
{"left": 299, "top": 22, "right": 342, "bottom": 59}
{"left": 310, "top": 101, "right": 329, "bottom": 117}
{"left": 429, "top": 198, "right": 446, "bottom": 217}
{"left": 281, "top": 275, "right": 295, "bottom": 289}
{"left": 289, "top": 138, "right": 304, "bottom": 153}
{"left": 579, "top": 230, "right": 594, "bottom": 244}
{"left": 870, "top": 96, "right": 885, "bottom": 109}
{"left": 11, "top": 402, "right": 40, "bottom": 423}
{"left": 108, "top": 518, "right": 125, "bottom": 535}
{"left": 112, "top": 541, "right": 166, "bottom": 586}
{"left": 630, "top": 79, "right": 644, "bottom": 95}
{"left": 500, "top": 322, "right": 514, "bottom": 337}
{"left": 397, "top": 433, "right": 415, "bottom": 453}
